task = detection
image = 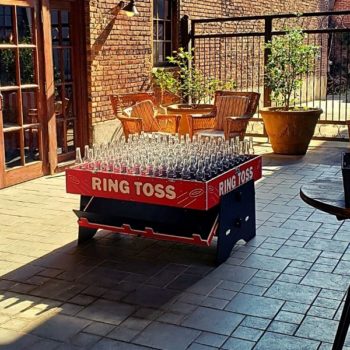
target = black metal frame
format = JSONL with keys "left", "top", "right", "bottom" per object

{"left": 186, "top": 10, "right": 350, "bottom": 140}
{"left": 75, "top": 180, "right": 257, "bottom": 265}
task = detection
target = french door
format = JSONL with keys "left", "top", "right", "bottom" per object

{"left": 0, "top": 0, "right": 87, "bottom": 188}
{"left": 51, "top": 0, "right": 81, "bottom": 164}
{"left": 0, "top": 0, "right": 45, "bottom": 188}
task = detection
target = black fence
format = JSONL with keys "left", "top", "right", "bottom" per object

{"left": 189, "top": 10, "right": 350, "bottom": 140}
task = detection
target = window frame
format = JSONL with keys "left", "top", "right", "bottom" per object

{"left": 152, "top": 0, "right": 178, "bottom": 67}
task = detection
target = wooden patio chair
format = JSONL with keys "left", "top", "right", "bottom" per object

{"left": 187, "top": 91, "right": 260, "bottom": 140}
{"left": 110, "top": 93, "right": 181, "bottom": 139}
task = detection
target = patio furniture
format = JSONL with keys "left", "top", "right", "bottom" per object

{"left": 110, "top": 93, "right": 181, "bottom": 138}
{"left": 187, "top": 91, "right": 260, "bottom": 140}
{"left": 300, "top": 179, "right": 350, "bottom": 350}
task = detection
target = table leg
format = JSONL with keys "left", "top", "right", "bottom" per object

{"left": 332, "top": 286, "right": 350, "bottom": 350}
{"left": 216, "top": 180, "right": 256, "bottom": 265}
{"left": 78, "top": 226, "right": 97, "bottom": 244}
{"left": 77, "top": 195, "right": 97, "bottom": 244}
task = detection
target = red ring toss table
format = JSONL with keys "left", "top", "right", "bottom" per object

{"left": 66, "top": 154, "right": 262, "bottom": 265}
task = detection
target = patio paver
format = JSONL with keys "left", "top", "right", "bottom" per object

{"left": 0, "top": 140, "right": 350, "bottom": 349}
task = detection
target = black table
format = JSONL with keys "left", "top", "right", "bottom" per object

{"left": 300, "top": 178, "right": 350, "bottom": 350}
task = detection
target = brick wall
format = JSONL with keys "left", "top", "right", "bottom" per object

{"left": 333, "top": 0, "right": 350, "bottom": 26}
{"left": 334, "top": 0, "right": 350, "bottom": 10}
{"left": 180, "top": 0, "right": 328, "bottom": 19}
{"left": 85, "top": 0, "right": 329, "bottom": 142}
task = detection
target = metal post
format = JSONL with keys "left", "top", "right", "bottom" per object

{"left": 264, "top": 17, "right": 272, "bottom": 108}
{"left": 190, "top": 18, "right": 195, "bottom": 52}
{"left": 188, "top": 18, "right": 194, "bottom": 105}
{"left": 180, "top": 15, "right": 190, "bottom": 51}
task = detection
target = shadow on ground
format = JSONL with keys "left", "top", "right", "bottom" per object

{"left": 1, "top": 139, "right": 350, "bottom": 349}
{"left": 0, "top": 228, "right": 224, "bottom": 349}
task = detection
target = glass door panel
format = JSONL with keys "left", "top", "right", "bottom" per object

{"left": 0, "top": 5, "right": 14, "bottom": 44}
{"left": 0, "top": 0, "right": 44, "bottom": 188}
{"left": 19, "top": 48, "right": 35, "bottom": 84}
{"left": 24, "top": 127, "right": 40, "bottom": 163}
{"left": 51, "top": 4, "right": 77, "bottom": 162}
{"left": 17, "top": 6, "right": 33, "bottom": 44}
{"left": 22, "top": 88, "right": 37, "bottom": 124}
{"left": 2, "top": 91, "right": 19, "bottom": 127}
{"left": 4, "top": 131, "right": 21, "bottom": 168}
{"left": 0, "top": 49, "right": 16, "bottom": 86}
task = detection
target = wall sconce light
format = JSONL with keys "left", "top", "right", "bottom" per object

{"left": 110, "top": 0, "right": 139, "bottom": 17}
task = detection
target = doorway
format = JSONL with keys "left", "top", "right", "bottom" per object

{"left": 51, "top": 0, "right": 87, "bottom": 165}
{"left": 0, "top": 0, "right": 45, "bottom": 188}
{"left": 0, "top": 0, "right": 87, "bottom": 188}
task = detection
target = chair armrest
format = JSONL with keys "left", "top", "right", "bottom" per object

{"left": 157, "top": 105, "right": 167, "bottom": 114}
{"left": 156, "top": 113, "right": 181, "bottom": 120}
{"left": 225, "top": 115, "right": 251, "bottom": 141}
{"left": 155, "top": 114, "right": 181, "bottom": 133}
{"left": 226, "top": 115, "right": 250, "bottom": 121}
{"left": 118, "top": 116, "right": 143, "bottom": 139}
{"left": 118, "top": 116, "right": 142, "bottom": 122}
{"left": 187, "top": 114, "right": 216, "bottom": 138}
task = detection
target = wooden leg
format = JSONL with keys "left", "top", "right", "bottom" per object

{"left": 332, "top": 286, "right": 350, "bottom": 350}
{"left": 77, "top": 195, "right": 96, "bottom": 244}
{"left": 78, "top": 226, "right": 97, "bottom": 244}
{"left": 216, "top": 180, "right": 256, "bottom": 265}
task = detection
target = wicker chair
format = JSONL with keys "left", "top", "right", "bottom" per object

{"left": 110, "top": 93, "right": 181, "bottom": 139}
{"left": 187, "top": 91, "right": 260, "bottom": 140}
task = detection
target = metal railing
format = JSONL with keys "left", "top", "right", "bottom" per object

{"left": 189, "top": 10, "right": 350, "bottom": 140}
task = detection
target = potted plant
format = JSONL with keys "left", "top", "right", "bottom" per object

{"left": 153, "top": 48, "right": 235, "bottom": 134}
{"left": 260, "top": 29, "right": 322, "bottom": 155}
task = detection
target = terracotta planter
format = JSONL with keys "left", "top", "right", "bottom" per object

{"left": 261, "top": 107, "right": 323, "bottom": 155}
{"left": 167, "top": 104, "right": 214, "bottom": 135}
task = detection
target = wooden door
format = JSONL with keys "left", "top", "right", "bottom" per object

{"left": 0, "top": 0, "right": 45, "bottom": 188}
{"left": 51, "top": 0, "right": 86, "bottom": 165}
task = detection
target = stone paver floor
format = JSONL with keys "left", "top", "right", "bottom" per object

{"left": 1, "top": 139, "right": 350, "bottom": 349}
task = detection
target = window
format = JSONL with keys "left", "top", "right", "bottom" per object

{"left": 153, "top": 0, "right": 176, "bottom": 66}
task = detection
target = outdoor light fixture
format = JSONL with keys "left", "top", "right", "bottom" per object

{"left": 111, "top": 0, "right": 139, "bottom": 17}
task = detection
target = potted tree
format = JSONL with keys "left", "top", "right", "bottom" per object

{"left": 260, "top": 29, "right": 322, "bottom": 155}
{"left": 153, "top": 48, "right": 235, "bottom": 134}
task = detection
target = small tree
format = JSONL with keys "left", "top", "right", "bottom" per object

{"left": 265, "top": 29, "right": 320, "bottom": 110}
{"left": 153, "top": 48, "right": 236, "bottom": 106}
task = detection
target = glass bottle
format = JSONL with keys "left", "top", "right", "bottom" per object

{"left": 153, "top": 161, "right": 161, "bottom": 177}
{"left": 133, "top": 158, "right": 141, "bottom": 175}
{"left": 181, "top": 164, "right": 192, "bottom": 180}
{"left": 195, "top": 161, "right": 206, "bottom": 182}
{"left": 203, "top": 156, "right": 212, "bottom": 180}
{"left": 167, "top": 162, "right": 177, "bottom": 179}
{"left": 175, "top": 158, "right": 183, "bottom": 178}
{"left": 210, "top": 154, "right": 219, "bottom": 177}
{"left": 100, "top": 158, "right": 109, "bottom": 172}
{"left": 87, "top": 149, "right": 95, "bottom": 171}
{"left": 120, "top": 161, "right": 127, "bottom": 174}
{"left": 223, "top": 151, "right": 231, "bottom": 171}
{"left": 159, "top": 160, "right": 168, "bottom": 177}
{"left": 146, "top": 163, "right": 154, "bottom": 176}
{"left": 189, "top": 157, "right": 197, "bottom": 179}
{"left": 248, "top": 137, "right": 255, "bottom": 155}
{"left": 75, "top": 147, "right": 83, "bottom": 166}
{"left": 113, "top": 161, "right": 121, "bottom": 173}
{"left": 82, "top": 145, "right": 90, "bottom": 163}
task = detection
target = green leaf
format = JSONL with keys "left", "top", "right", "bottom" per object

{"left": 152, "top": 48, "right": 236, "bottom": 104}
